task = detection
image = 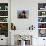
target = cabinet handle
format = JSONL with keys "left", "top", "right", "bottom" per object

{"left": 43, "top": 39, "right": 45, "bottom": 40}
{"left": 1, "top": 39, "right": 3, "bottom": 40}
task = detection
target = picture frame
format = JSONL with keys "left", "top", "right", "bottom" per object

{"left": 17, "top": 9, "right": 29, "bottom": 19}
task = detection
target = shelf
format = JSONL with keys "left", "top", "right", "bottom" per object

{"left": 38, "top": 22, "right": 46, "bottom": 23}
{"left": 38, "top": 16, "right": 46, "bottom": 17}
{"left": 38, "top": 28, "right": 46, "bottom": 29}
{"left": 0, "top": 22, "right": 8, "bottom": 23}
{"left": 0, "top": 16, "right": 8, "bottom": 17}
{"left": 38, "top": 10, "right": 46, "bottom": 11}
{"left": 0, "top": 10, "right": 8, "bottom": 11}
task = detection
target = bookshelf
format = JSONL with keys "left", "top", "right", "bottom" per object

{"left": 0, "top": 3, "right": 8, "bottom": 37}
{"left": 38, "top": 3, "right": 46, "bottom": 37}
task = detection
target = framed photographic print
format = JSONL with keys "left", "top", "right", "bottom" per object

{"left": 0, "top": 23, "right": 8, "bottom": 37}
{"left": 17, "top": 9, "right": 29, "bottom": 19}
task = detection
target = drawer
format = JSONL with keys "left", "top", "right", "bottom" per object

{"left": 0, "top": 37, "right": 8, "bottom": 45}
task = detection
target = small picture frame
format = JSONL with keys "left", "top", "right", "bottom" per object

{"left": 17, "top": 9, "right": 29, "bottom": 19}
{"left": 38, "top": 29, "right": 46, "bottom": 37}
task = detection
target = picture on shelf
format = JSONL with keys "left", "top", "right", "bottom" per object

{"left": 38, "top": 3, "right": 46, "bottom": 10}
{"left": 38, "top": 17, "right": 46, "bottom": 22}
{"left": 17, "top": 10, "right": 29, "bottom": 19}
{"left": 0, "top": 23, "right": 8, "bottom": 37}
{"left": 0, "top": 23, "right": 8, "bottom": 30}
{"left": 38, "top": 11, "right": 46, "bottom": 16}
{"left": 0, "top": 11, "right": 8, "bottom": 16}
{"left": 0, "top": 3, "right": 8, "bottom": 10}
{"left": 38, "top": 23, "right": 46, "bottom": 28}
{"left": 0, "top": 17, "right": 8, "bottom": 22}
{"left": 38, "top": 29, "right": 46, "bottom": 37}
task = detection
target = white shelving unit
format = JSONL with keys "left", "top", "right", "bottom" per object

{"left": 38, "top": 3, "right": 46, "bottom": 37}
{"left": 0, "top": 3, "right": 8, "bottom": 45}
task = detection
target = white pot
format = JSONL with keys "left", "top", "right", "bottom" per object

{"left": 21, "top": 40, "right": 25, "bottom": 46}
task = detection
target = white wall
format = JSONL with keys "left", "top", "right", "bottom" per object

{"left": 11, "top": 0, "right": 46, "bottom": 46}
